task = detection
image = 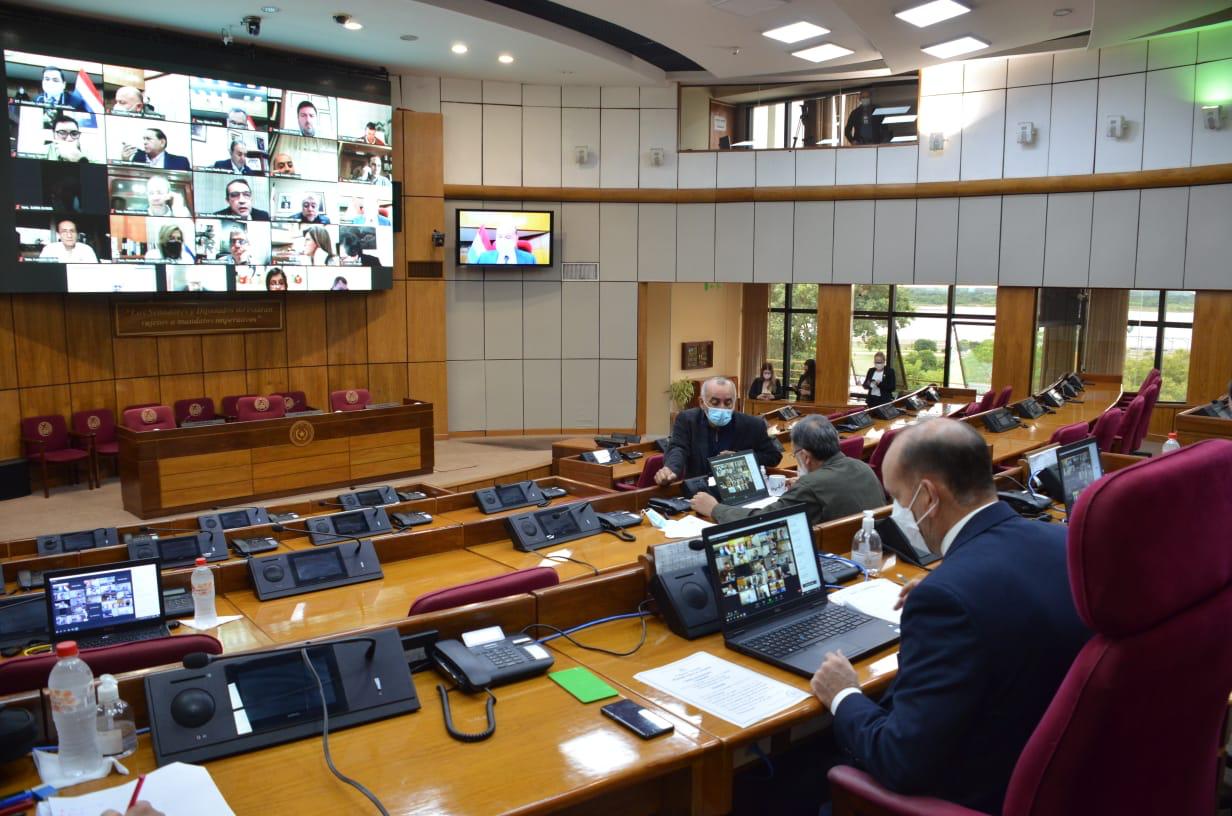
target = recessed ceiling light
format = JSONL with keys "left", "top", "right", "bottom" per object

{"left": 343, "top": 20, "right": 362, "bottom": 30}
{"left": 921, "top": 35, "right": 989, "bottom": 59}
{"left": 451, "top": 42, "right": 468, "bottom": 54}
{"left": 762, "top": 21, "right": 830, "bottom": 44}
{"left": 881, "top": 114, "right": 918, "bottom": 123}
{"left": 872, "top": 106, "right": 911, "bottom": 116}
{"left": 498, "top": 54, "right": 515, "bottom": 64}
{"left": 261, "top": 5, "right": 280, "bottom": 12}
{"left": 895, "top": 0, "right": 970, "bottom": 28}
{"left": 400, "top": 34, "right": 418, "bottom": 41}
{"left": 1053, "top": 7, "right": 1073, "bottom": 15}
{"left": 791, "top": 42, "right": 854, "bottom": 63}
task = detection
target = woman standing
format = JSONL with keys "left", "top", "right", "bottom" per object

{"left": 748, "top": 362, "right": 783, "bottom": 401}
{"left": 863, "top": 351, "right": 896, "bottom": 407}
{"left": 796, "top": 359, "right": 816, "bottom": 402}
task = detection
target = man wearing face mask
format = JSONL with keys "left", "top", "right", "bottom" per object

{"left": 809, "top": 419, "right": 1089, "bottom": 812}
{"left": 654, "top": 376, "right": 781, "bottom": 485}
{"left": 689, "top": 414, "right": 883, "bottom": 526}
{"left": 862, "top": 351, "right": 895, "bottom": 407}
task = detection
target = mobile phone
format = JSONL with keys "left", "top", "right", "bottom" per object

{"left": 600, "top": 699, "right": 674, "bottom": 739}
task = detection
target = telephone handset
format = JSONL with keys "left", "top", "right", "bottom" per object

{"left": 982, "top": 407, "right": 1022, "bottom": 433}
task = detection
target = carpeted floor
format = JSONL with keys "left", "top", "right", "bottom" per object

{"left": 0, "top": 437, "right": 555, "bottom": 541}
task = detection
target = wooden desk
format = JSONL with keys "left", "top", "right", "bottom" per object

{"left": 469, "top": 522, "right": 671, "bottom": 581}
{"left": 118, "top": 401, "right": 435, "bottom": 518}
{"left": 1175, "top": 402, "right": 1232, "bottom": 446}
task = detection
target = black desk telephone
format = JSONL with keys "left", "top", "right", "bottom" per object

{"left": 870, "top": 404, "right": 903, "bottom": 420}
{"left": 902, "top": 396, "right": 927, "bottom": 412}
{"left": 432, "top": 635, "right": 554, "bottom": 694}
{"left": 1013, "top": 398, "right": 1047, "bottom": 420}
{"left": 982, "top": 407, "right": 1022, "bottom": 433}
{"left": 835, "top": 412, "right": 873, "bottom": 432}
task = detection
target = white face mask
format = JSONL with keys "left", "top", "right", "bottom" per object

{"left": 794, "top": 452, "right": 809, "bottom": 476}
{"left": 875, "top": 362, "right": 885, "bottom": 371}
{"left": 890, "top": 483, "right": 934, "bottom": 555}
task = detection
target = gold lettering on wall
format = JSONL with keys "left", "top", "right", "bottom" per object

{"left": 114, "top": 300, "right": 284, "bottom": 337}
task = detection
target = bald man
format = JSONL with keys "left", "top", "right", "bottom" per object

{"left": 111, "top": 86, "right": 144, "bottom": 114}
{"left": 655, "top": 376, "right": 781, "bottom": 484}
{"left": 810, "top": 419, "right": 1088, "bottom": 812}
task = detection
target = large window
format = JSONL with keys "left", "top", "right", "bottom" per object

{"left": 767, "top": 284, "right": 818, "bottom": 392}
{"left": 1125, "top": 290, "right": 1193, "bottom": 402}
{"left": 851, "top": 285, "right": 997, "bottom": 395}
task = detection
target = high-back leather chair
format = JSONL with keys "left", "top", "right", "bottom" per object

{"left": 993, "top": 385, "right": 1013, "bottom": 409}
{"left": 71, "top": 408, "right": 118, "bottom": 486}
{"left": 1048, "top": 421, "right": 1089, "bottom": 447}
{"left": 174, "top": 397, "right": 217, "bottom": 425}
{"left": 1114, "top": 394, "right": 1146, "bottom": 454}
{"left": 616, "top": 454, "right": 665, "bottom": 491}
{"left": 868, "top": 428, "right": 901, "bottom": 484}
{"left": 408, "top": 567, "right": 559, "bottom": 615}
{"left": 235, "top": 395, "right": 287, "bottom": 422}
{"left": 270, "top": 391, "right": 316, "bottom": 413}
{"left": 839, "top": 436, "right": 865, "bottom": 460}
{"left": 1131, "top": 383, "right": 1160, "bottom": 453}
{"left": 0, "top": 635, "right": 222, "bottom": 696}
{"left": 1090, "top": 407, "right": 1124, "bottom": 453}
{"left": 122, "top": 405, "right": 176, "bottom": 432}
{"left": 827, "top": 439, "right": 1232, "bottom": 816}
{"left": 20, "top": 414, "right": 92, "bottom": 497}
{"left": 330, "top": 388, "right": 371, "bottom": 412}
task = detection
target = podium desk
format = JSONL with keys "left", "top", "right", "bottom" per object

{"left": 1175, "top": 402, "right": 1232, "bottom": 446}
{"left": 118, "top": 401, "right": 434, "bottom": 518}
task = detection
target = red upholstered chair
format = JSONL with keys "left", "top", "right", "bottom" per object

{"left": 121, "top": 402, "right": 159, "bottom": 414}
{"left": 330, "top": 388, "right": 371, "bottom": 412}
{"left": 1090, "top": 408, "right": 1124, "bottom": 453}
{"left": 235, "top": 395, "right": 287, "bottom": 422}
{"left": 827, "top": 438, "right": 1232, "bottom": 816}
{"left": 839, "top": 435, "right": 865, "bottom": 460}
{"left": 20, "top": 415, "right": 93, "bottom": 497}
{"left": 220, "top": 394, "right": 254, "bottom": 420}
{"left": 270, "top": 390, "right": 316, "bottom": 413}
{"left": 992, "top": 385, "right": 1013, "bottom": 409}
{"left": 1115, "top": 368, "right": 1159, "bottom": 408}
{"left": 122, "top": 405, "right": 176, "bottom": 432}
{"left": 0, "top": 634, "right": 222, "bottom": 696}
{"left": 173, "top": 397, "right": 217, "bottom": 425}
{"left": 1131, "top": 383, "right": 1161, "bottom": 452}
{"left": 867, "top": 428, "right": 901, "bottom": 484}
{"left": 1048, "top": 421, "right": 1089, "bottom": 447}
{"left": 408, "top": 567, "right": 560, "bottom": 615}
{"left": 1113, "top": 394, "right": 1146, "bottom": 454}
{"left": 973, "top": 390, "right": 996, "bottom": 414}
{"left": 827, "top": 407, "right": 863, "bottom": 421}
{"left": 615, "top": 453, "right": 664, "bottom": 491}
{"left": 71, "top": 408, "right": 118, "bottom": 486}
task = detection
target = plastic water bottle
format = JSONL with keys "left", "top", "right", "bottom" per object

{"left": 851, "top": 510, "right": 882, "bottom": 578}
{"left": 191, "top": 557, "right": 217, "bottom": 627}
{"left": 1161, "top": 433, "right": 1180, "bottom": 454}
{"left": 48, "top": 641, "right": 103, "bottom": 778}
{"left": 95, "top": 674, "right": 136, "bottom": 759}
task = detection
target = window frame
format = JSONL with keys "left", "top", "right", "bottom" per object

{"left": 768, "top": 284, "right": 818, "bottom": 390}
{"left": 1125, "top": 289, "right": 1194, "bottom": 401}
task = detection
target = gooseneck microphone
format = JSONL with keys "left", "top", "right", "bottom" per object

{"left": 181, "top": 635, "right": 378, "bottom": 670}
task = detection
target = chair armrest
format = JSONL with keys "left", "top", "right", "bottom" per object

{"left": 20, "top": 437, "right": 45, "bottom": 453}
{"left": 827, "top": 766, "right": 986, "bottom": 816}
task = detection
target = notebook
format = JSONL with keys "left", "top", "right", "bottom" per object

{"left": 44, "top": 558, "right": 169, "bottom": 649}
{"left": 40, "top": 762, "right": 234, "bottom": 816}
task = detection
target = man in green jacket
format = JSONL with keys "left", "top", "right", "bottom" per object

{"left": 690, "top": 414, "right": 886, "bottom": 527}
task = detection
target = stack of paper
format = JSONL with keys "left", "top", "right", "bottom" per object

{"left": 828, "top": 578, "right": 904, "bottom": 625}
{"left": 39, "top": 762, "right": 234, "bottom": 816}
{"left": 634, "top": 651, "right": 810, "bottom": 728}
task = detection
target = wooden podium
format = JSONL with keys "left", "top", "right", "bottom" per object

{"left": 118, "top": 401, "right": 434, "bottom": 518}
{"left": 1174, "top": 402, "right": 1232, "bottom": 447}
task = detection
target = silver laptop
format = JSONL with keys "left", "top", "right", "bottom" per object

{"left": 702, "top": 508, "right": 899, "bottom": 678}
{"left": 708, "top": 450, "right": 776, "bottom": 509}
{"left": 44, "top": 558, "right": 169, "bottom": 649}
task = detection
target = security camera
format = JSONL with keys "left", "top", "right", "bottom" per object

{"left": 333, "top": 14, "right": 351, "bottom": 25}
{"left": 243, "top": 15, "right": 261, "bottom": 36}
{"left": 220, "top": 27, "right": 234, "bottom": 46}
{"left": 431, "top": 230, "right": 445, "bottom": 248}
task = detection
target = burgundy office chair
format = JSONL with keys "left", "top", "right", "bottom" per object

{"left": 616, "top": 453, "right": 664, "bottom": 491}
{"left": 839, "top": 436, "right": 865, "bottom": 460}
{"left": 973, "top": 390, "right": 996, "bottom": 414}
{"left": 220, "top": 394, "right": 255, "bottom": 420}
{"left": 827, "top": 407, "right": 863, "bottom": 421}
{"left": 827, "top": 439, "right": 1232, "bottom": 816}
{"left": 20, "top": 415, "right": 93, "bottom": 497}
{"left": 1131, "top": 383, "right": 1161, "bottom": 452}
{"left": 1048, "top": 422, "right": 1089, "bottom": 447}
{"left": 408, "top": 567, "right": 560, "bottom": 615}
{"left": 992, "top": 386, "right": 1013, "bottom": 409}
{"left": 1113, "top": 394, "right": 1146, "bottom": 454}
{"left": 867, "top": 428, "right": 901, "bottom": 485}
{"left": 1116, "top": 368, "right": 1159, "bottom": 408}
{"left": 71, "top": 408, "right": 118, "bottom": 486}
{"left": 122, "top": 405, "right": 176, "bottom": 432}
{"left": 1089, "top": 408, "right": 1124, "bottom": 453}
{"left": 0, "top": 635, "right": 222, "bottom": 696}
{"left": 235, "top": 395, "right": 287, "bottom": 422}
{"left": 330, "top": 388, "right": 371, "bottom": 412}
{"left": 270, "top": 390, "right": 316, "bottom": 413}
{"left": 173, "top": 397, "right": 217, "bottom": 425}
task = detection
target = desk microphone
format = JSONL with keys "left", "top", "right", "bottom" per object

{"left": 182, "top": 635, "right": 378, "bottom": 670}
{"left": 270, "top": 522, "right": 367, "bottom": 554}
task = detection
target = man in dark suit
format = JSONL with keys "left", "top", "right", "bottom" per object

{"left": 212, "top": 140, "right": 255, "bottom": 175}
{"left": 212, "top": 178, "right": 270, "bottom": 221}
{"left": 690, "top": 414, "right": 884, "bottom": 527}
{"left": 810, "top": 419, "right": 1089, "bottom": 812}
{"left": 122, "top": 128, "right": 191, "bottom": 170}
{"left": 655, "top": 376, "right": 781, "bottom": 484}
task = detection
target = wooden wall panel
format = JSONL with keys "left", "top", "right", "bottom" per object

{"left": 990, "top": 287, "right": 1038, "bottom": 400}
{"left": 0, "top": 297, "right": 17, "bottom": 389}
{"left": 402, "top": 111, "right": 444, "bottom": 197}
{"left": 159, "top": 373, "right": 207, "bottom": 407}
{"left": 408, "top": 362, "right": 448, "bottom": 432}
{"left": 286, "top": 295, "right": 327, "bottom": 367}
{"left": 404, "top": 197, "right": 446, "bottom": 263}
{"left": 203, "top": 371, "right": 250, "bottom": 405}
{"left": 201, "top": 334, "right": 246, "bottom": 372}
{"left": 156, "top": 336, "right": 202, "bottom": 376}
{"left": 245, "top": 368, "right": 289, "bottom": 397}
{"left": 64, "top": 297, "right": 113, "bottom": 383}
{"left": 112, "top": 336, "right": 158, "bottom": 379}
{"left": 244, "top": 324, "right": 288, "bottom": 370}
{"left": 367, "top": 283, "right": 408, "bottom": 364}
{"left": 114, "top": 377, "right": 161, "bottom": 412}
{"left": 368, "top": 362, "right": 408, "bottom": 404}
{"left": 1187, "top": 290, "right": 1232, "bottom": 403}
{"left": 0, "top": 389, "right": 20, "bottom": 458}
{"left": 288, "top": 365, "right": 329, "bottom": 411}
{"left": 815, "top": 285, "right": 853, "bottom": 404}
{"left": 70, "top": 380, "right": 117, "bottom": 417}
{"left": 407, "top": 280, "right": 446, "bottom": 362}
{"left": 19, "top": 384, "right": 72, "bottom": 419}
{"left": 12, "top": 295, "right": 68, "bottom": 387}
{"left": 327, "top": 364, "right": 368, "bottom": 396}
{"left": 325, "top": 296, "right": 368, "bottom": 365}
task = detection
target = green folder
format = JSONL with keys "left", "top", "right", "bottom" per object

{"left": 548, "top": 667, "right": 619, "bottom": 703}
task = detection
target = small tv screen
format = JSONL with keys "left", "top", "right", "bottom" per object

{"left": 456, "top": 209, "right": 552, "bottom": 267}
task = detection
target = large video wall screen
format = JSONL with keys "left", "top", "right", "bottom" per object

{"left": 6, "top": 50, "right": 394, "bottom": 293}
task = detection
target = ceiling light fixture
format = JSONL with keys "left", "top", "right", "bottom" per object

{"left": 921, "top": 35, "right": 989, "bottom": 59}
{"left": 881, "top": 114, "right": 918, "bottom": 124}
{"left": 895, "top": 0, "right": 970, "bottom": 28}
{"left": 498, "top": 54, "right": 515, "bottom": 64}
{"left": 261, "top": 5, "right": 280, "bottom": 12}
{"left": 762, "top": 21, "right": 830, "bottom": 43}
{"left": 1053, "top": 8, "right": 1073, "bottom": 16}
{"left": 891, "top": 134, "right": 919, "bottom": 142}
{"left": 333, "top": 13, "right": 362, "bottom": 30}
{"left": 451, "top": 42, "right": 468, "bottom": 54}
{"left": 791, "top": 42, "right": 854, "bottom": 63}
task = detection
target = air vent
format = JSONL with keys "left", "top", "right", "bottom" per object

{"left": 708, "top": 0, "right": 786, "bottom": 17}
{"left": 562, "top": 262, "right": 599, "bottom": 281}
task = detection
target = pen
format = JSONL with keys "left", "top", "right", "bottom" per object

{"left": 127, "top": 775, "right": 146, "bottom": 810}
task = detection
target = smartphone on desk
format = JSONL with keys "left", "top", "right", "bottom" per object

{"left": 601, "top": 699, "right": 674, "bottom": 739}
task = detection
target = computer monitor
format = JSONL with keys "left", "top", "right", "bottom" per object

{"left": 44, "top": 559, "right": 165, "bottom": 641}
{"left": 1056, "top": 438, "right": 1103, "bottom": 515}
{"left": 707, "top": 450, "right": 768, "bottom": 506}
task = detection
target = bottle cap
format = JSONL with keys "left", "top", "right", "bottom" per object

{"left": 1168, "top": 432, "right": 1177, "bottom": 439}
{"left": 195, "top": 557, "right": 207, "bottom": 566}
{"left": 55, "top": 641, "right": 78, "bottom": 658}
{"left": 98, "top": 674, "right": 119, "bottom": 704}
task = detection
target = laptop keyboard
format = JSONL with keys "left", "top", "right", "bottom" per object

{"left": 75, "top": 627, "right": 167, "bottom": 649}
{"left": 745, "top": 605, "right": 869, "bottom": 659}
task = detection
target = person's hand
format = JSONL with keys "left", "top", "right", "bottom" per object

{"left": 893, "top": 577, "right": 922, "bottom": 611}
{"left": 717, "top": 449, "right": 736, "bottom": 457}
{"left": 102, "top": 803, "right": 165, "bottom": 816}
{"left": 689, "top": 491, "right": 718, "bottom": 518}
{"left": 120, "top": 142, "right": 137, "bottom": 161}
{"left": 784, "top": 476, "right": 799, "bottom": 489}
{"left": 653, "top": 466, "right": 677, "bottom": 486}
{"left": 810, "top": 650, "right": 858, "bottom": 709}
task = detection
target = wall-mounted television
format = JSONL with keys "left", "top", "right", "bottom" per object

{"left": 1, "top": 36, "right": 394, "bottom": 294}
{"left": 457, "top": 209, "right": 553, "bottom": 267}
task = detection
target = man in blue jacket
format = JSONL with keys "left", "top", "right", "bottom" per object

{"left": 654, "top": 376, "right": 781, "bottom": 484}
{"left": 811, "top": 419, "right": 1089, "bottom": 813}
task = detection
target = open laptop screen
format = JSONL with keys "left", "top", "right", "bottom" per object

{"left": 46, "top": 559, "right": 163, "bottom": 639}
{"left": 705, "top": 510, "right": 821, "bottom": 626}
{"left": 708, "top": 450, "right": 767, "bottom": 506}
{"left": 1056, "top": 438, "right": 1103, "bottom": 515}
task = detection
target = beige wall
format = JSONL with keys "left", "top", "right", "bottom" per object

{"left": 679, "top": 87, "right": 711, "bottom": 152}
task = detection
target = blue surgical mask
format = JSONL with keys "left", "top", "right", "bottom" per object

{"left": 706, "top": 407, "right": 733, "bottom": 427}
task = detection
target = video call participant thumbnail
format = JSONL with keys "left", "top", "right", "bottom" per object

{"left": 276, "top": 93, "right": 336, "bottom": 140}
{"left": 12, "top": 158, "right": 109, "bottom": 214}
{"left": 212, "top": 178, "right": 270, "bottom": 221}
{"left": 102, "top": 67, "right": 188, "bottom": 121}
{"left": 213, "top": 140, "right": 258, "bottom": 175}
{"left": 33, "top": 66, "right": 93, "bottom": 114}
{"left": 166, "top": 264, "right": 227, "bottom": 292}
{"left": 118, "top": 126, "right": 191, "bottom": 170}
{"left": 199, "top": 219, "right": 270, "bottom": 266}
{"left": 188, "top": 78, "right": 269, "bottom": 128}
{"left": 11, "top": 106, "right": 104, "bottom": 163}
{"left": 338, "top": 227, "right": 381, "bottom": 268}
{"left": 267, "top": 134, "right": 339, "bottom": 181}
{"left": 38, "top": 218, "right": 102, "bottom": 262}
{"left": 144, "top": 218, "right": 197, "bottom": 263}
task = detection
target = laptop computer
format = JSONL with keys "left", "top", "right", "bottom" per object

{"left": 1056, "top": 437, "right": 1103, "bottom": 516}
{"left": 708, "top": 450, "right": 777, "bottom": 509}
{"left": 44, "top": 559, "right": 170, "bottom": 649}
{"left": 701, "top": 507, "right": 900, "bottom": 678}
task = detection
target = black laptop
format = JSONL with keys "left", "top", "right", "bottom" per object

{"left": 702, "top": 507, "right": 900, "bottom": 678}
{"left": 44, "top": 558, "right": 170, "bottom": 649}
{"left": 1056, "top": 437, "right": 1103, "bottom": 516}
